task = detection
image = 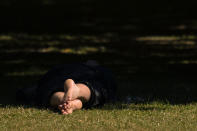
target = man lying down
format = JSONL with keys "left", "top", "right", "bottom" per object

{"left": 17, "top": 61, "right": 117, "bottom": 115}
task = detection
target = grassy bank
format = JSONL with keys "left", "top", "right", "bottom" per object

{"left": 0, "top": 33, "right": 197, "bottom": 130}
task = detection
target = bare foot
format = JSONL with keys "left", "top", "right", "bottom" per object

{"left": 58, "top": 99, "right": 82, "bottom": 115}
{"left": 63, "top": 79, "right": 80, "bottom": 102}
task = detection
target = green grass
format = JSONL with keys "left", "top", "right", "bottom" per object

{"left": 1, "top": 33, "right": 197, "bottom": 130}
{"left": 1, "top": 103, "right": 197, "bottom": 130}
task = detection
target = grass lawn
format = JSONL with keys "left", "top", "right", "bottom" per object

{"left": 1, "top": 103, "right": 197, "bottom": 130}
{"left": 0, "top": 33, "right": 197, "bottom": 130}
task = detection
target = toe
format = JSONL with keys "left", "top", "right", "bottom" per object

{"left": 62, "top": 111, "right": 68, "bottom": 115}
{"left": 67, "top": 103, "right": 72, "bottom": 109}
{"left": 66, "top": 96, "right": 71, "bottom": 101}
{"left": 61, "top": 109, "right": 64, "bottom": 112}
{"left": 59, "top": 104, "right": 63, "bottom": 108}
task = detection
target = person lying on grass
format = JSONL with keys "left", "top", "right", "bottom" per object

{"left": 17, "top": 61, "right": 117, "bottom": 114}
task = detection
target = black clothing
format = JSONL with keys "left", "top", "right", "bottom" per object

{"left": 18, "top": 63, "right": 117, "bottom": 108}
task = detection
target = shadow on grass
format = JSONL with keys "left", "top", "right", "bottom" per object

{"left": 1, "top": 34, "right": 197, "bottom": 107}
{"left": 1, "top": 1, "right": 197, "bottom": 107}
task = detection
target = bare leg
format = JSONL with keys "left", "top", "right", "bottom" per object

{"left": 58, "top": 99, "right": 83, "bottom": 115}
{"left": 63, "top": 79, "right": 91, "bottom": 102}
{"left": 50, "top": 92, "right": 64, "bottom": 107}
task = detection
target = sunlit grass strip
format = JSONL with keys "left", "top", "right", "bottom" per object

{"left": 0, "top": 35, "right": 13, "bottom": 41}
{"left": 40, "top": 46, "right": 107, "bottom": 54}
{"left": 168, "top": 60, "right": 197, "bottom": 64}
{"left": 2, "top": 46, "right": 107, "bottom": 54}
{"left": 136, "top": 36, "right": 181, "bottom": 41}
{"left": 60, "top": 46, "right": 106, "bottom": 54}
{"left": 136, "top": 35, "right": 197, "bottom": 41}
{"left": 0, "top": 34, "right": 111, "bottom": 43}
{"left": 136, "top": 35, "right": 197, "bottom": 46}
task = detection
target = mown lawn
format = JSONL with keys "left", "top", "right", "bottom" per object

{"left": 0, "top": 33, "right": 197, "bottom": 130}
{"left": 1, "top": 103, "right": 197, "bottom": 130}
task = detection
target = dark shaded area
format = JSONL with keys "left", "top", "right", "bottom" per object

{"left": 1, "top": 0, "right": 197, "bottom": 34}
{"left": 1, "top": 0, "right": 197, "bottom": 106}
